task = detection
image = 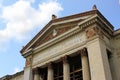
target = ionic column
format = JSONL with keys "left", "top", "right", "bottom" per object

{"left": 63, "top": 56, "right": 70, "bottom": 80}
{"left": 81, "top": 48, "right": 90, "bottom": 80}
{"left": 47, "top": 63, "right": 53, "bottom": 80}
{"left": 34, "top": 68, "right": 39, "bottom": 80}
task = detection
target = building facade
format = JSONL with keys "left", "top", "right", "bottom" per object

{"left": 1, "top": 6, "right": 120, "bottom": 80}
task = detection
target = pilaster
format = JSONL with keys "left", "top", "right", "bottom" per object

{"left": 87, "top": 38, "right": 112, "bottom": 80}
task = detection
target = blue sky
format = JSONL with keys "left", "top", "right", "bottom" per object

{"left": 0, "top": 0, "right": 120, "bottom": 77}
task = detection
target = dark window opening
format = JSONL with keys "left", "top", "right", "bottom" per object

{"left": 39, "top": 67, "right": 47, "bottom": 80}
{"left": 69, "top": 55, "right": 83, "bottom": 80}
{"left": 53, "top": 61, "right": 63, "bottom": 80}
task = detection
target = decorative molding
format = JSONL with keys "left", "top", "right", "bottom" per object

{"left": 81, "top": 48, "right": 88, "bottom": 56}
{"left": 86, "top": 27, "right": 96, "bottom": 38}
{"left": 23, "top": 17, "right": 96, "bottom": 56}
{"left": 77, "top": 47, "right": 87, "bottom": 56}
{"left": 20, "top": 10, "right": 97, "bottom": 54}
{"left": 33, "top": 26, "right": 81, "bottom": 54}
{"left": 53, "top": 29, "right": 57, "bottom": 36}
{"left": 21, "top": 9, "right": 114, "bottom": 54}
{"left": 23, "top": 14, "right": 113, "bottom": 58}
{"left": 25, "top": 57, "right": 32, "bottom": 67}
{"left": 62, "top": 55, "right": 69, "bottom": 63}
{"left": 86, "top": 26, "right": 104, "bottom": 39}
{"left": 47, "top": 62, "right": 53, "bottom": 69}
{"left": 33, "top": 26, "right": 75, "bottom": 48}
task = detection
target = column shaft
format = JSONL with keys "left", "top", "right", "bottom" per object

{"left": 81, "top": 48, "right": 90, "bottom": 80}
{"left": 47, "top": 63, "right": 53, "bottom": 80}
{"left": 63, "top": 56, "right": 70, "bottom": 80}
{"left": 34, "top": 68, "right": 39, "bottom": 80}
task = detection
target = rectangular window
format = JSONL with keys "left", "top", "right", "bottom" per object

{"left": 53, "top": 61, "right": 63, "bottom": 80}
{"left": 39, "top": 67, "right": 47, "bottom": 80}
{"left": 69, "top": 55, "right": 83, "bottom": 80}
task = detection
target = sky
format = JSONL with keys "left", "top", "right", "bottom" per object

{"left": 0, "top": 0, "right": 120, "bottom": 78}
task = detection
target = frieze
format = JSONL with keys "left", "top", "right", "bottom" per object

{"left": 33, "top": 32, "right": 86, "bottom": 65}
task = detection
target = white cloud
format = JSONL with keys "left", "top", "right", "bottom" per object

{"left": 13, "top": 67, "right": 20, "bottom": 74}
{"left": 0, "top": 0, "right": 63, "bottom": 46}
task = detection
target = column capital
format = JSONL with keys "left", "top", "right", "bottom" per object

{"left": 81, "top": 48, "right": 87, "bottom": 56}
{"left": 47, "top": 62, "right": 53, "bottom": 69}
{"left": 62, "top": 55, "right": 69, "bottom": 63}
{"left": 33, "top": 67, "right": 39, "bottom": 74}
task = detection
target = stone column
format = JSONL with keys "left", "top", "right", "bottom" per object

{"left": 47, "top": 63, "right": 53, "bottom": 80}
{"left": 81, "top": 48, "right": 90, "bottom": 80}
{"left": 63, "top": 56, "right": 70, "bottom": 80}
{"left": 34, "top": 68, "right": 39, "bottom": 80}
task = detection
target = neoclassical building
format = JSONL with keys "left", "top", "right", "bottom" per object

{"left": 1, "top": 5, "right": 120, "bottom": 80}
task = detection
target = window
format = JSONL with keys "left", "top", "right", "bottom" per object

{"left": 53, "top": 61, "right": 63, "bottom": 80}
{"left": 39, "top": 67, "right": 47, "bottom": 80}
{"left": 69, "top": 55, "right": 83, "bottom": 80}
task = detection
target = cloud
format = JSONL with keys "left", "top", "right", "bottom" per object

{"left": 0, "top": 0, "right": 63, "bottom": 46}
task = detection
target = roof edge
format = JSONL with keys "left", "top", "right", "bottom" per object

{"left": 20, "top": 8, "right": 114, "bottom": 54}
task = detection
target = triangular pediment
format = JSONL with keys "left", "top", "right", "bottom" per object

{"left": 30, "top": 19, "right": 84, "bottom": 48}
{"left": 21, "top": 9, "right": 106, "bottom": 55}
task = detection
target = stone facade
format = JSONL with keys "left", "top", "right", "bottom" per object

{"left": 1, "top": 6, "right": 120, "bottom": 80}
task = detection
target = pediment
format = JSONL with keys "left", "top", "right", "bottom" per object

{"left": 21, "top": 9, "right": 105, "bottom": 55}
{"left": 30, "top": 19, "right": 83, "bottom": 48}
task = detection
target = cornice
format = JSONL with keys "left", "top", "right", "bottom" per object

{"left": 20, "top": 10, "right": 98, "bottom": 54}
{"left": 21, "top": 16, "right": 90, "bottom": 54}
{"left": 114, "top": 29, "right": 120, "bottom": 36}
{"left": 31, "top": 20, "right": 82, "bottom": 48}
{"left": 34, "top": 26, "right": 81, "bottom": 54}
{"left": 21, "top": 9, "right": 114, "bottom": 54}
{"left": 22, "top": 26, "right": 80, "bottom": 57}
{"left": 22, "top": 12, "right": 114, "bottom": 58}
{"left": 23, "top": 16, "right": 97, "bottom": 57}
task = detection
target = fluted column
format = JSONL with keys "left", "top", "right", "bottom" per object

{"left": 81, "top": 48, "right": 90, "bottom": 80}
{"left": 63, "top": 56, "right": 70, "bottom": 80}
{"left": 34, "top": 68, "right": 39, "bottom": 80}
{"left": 47, "top": 63, "right": 53, "bottom": 80}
